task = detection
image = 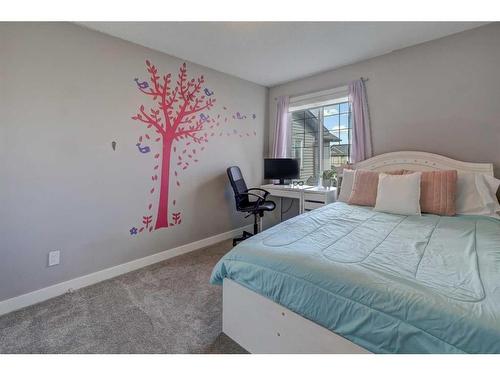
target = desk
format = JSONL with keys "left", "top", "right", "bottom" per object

{"left": 260, "top": 184, "right": 337, "bottom": 216}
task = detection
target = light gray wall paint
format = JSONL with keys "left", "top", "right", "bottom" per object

{"left": 0, "top": 23, "right": 267, "bottom": 301}
{"left": 269, "top": 23, "right": 500, "bottom": 177}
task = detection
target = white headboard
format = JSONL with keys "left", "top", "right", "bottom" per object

{"left": 353, "top": 151, "right": 494, "bottom": 176}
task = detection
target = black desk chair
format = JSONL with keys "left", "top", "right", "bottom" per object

{"left": 227, "top": 166, "right": 276, "bottom": 246}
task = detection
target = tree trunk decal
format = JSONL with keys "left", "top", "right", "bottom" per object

{"left": 155, "top": 136, "right": 173, "bottom": 229}
{"left": 129, "top": 60, "right": 257, "bottom": 235}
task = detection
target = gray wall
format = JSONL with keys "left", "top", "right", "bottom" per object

{"left": 0, "top": 23, "right": 268, "bottom": 301}
{"left": 269, "top": 23, "right": 500, "bottom": 177}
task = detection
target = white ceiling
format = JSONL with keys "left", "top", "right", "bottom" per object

{"left": 79, "top": 22, "right": 487, "bottom": 87}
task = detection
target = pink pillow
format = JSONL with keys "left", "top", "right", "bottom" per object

{"left": 404, "top": 170, "right": 457, "bottom": 216}
{"left": 348, "top": 169, "right": 404, "bottom": 207}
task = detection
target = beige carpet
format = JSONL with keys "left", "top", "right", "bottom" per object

{"left": 0, "top": 240, "right": 247, "bottom": 354}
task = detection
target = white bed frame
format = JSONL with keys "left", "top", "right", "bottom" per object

{"left": 354, "top": 151, "right": 493, "bottom": 176}
{"left": 222, "top": 151, "right": 494, "bottom": 354}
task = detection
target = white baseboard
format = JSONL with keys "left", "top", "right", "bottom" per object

{"left": 0, "top": 224, "right": 252, "bottom": 316}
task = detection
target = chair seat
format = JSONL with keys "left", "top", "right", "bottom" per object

{"left": 240, "top": 200, "right": 276, "bottom": 212}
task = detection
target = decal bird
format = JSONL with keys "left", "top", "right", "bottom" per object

{"left": 134, "top": 78, "right": 149, "bottom": 89}
{"left": 199, "top": 113, "right": 209, "bottom": 123}
{"left": 136, "top": 143, "right": 151, "bottom": 154}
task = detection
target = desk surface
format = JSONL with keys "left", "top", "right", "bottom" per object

{"left": 261, "top": 184, "right": 337, "bottom": 193}
{"left": 261, "top": 183, "right": 314, "bottom": 192}
{"left": 306, "top": 186, "right": 338, "bottom": 193}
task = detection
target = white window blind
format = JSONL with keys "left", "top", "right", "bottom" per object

{"left": 288, "top": 86, "right": 349, "bottom": 112}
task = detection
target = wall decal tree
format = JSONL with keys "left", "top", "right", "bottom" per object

{"left": 132, "top": 60, "right": 216, "bottom": 230}
{"left": 130, "top": 60, "right": 258, "bottom": 235}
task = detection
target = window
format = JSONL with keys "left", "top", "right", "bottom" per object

{"left": 293, "top": 138, "right": 304, "bottom": 169}
{"left": 290, "top": 98, "right": 351, "bottom": 184}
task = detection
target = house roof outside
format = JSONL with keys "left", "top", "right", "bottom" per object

{"left": 331, "top": 144, "right": 349, "bottom": 156}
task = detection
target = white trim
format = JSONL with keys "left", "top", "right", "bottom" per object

{"left": 289, "top": 86, "right": 348, "bottom": 104}
{"left": 0, "top": 224, "right": 253, "bottom": 316}
{"left": 289, "top": 86, "right": 349, "bottom": 112}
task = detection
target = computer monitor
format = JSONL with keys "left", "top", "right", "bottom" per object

{"left": 264, "top": 158, "right": 299, "bottom": 185}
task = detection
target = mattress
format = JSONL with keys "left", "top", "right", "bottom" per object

{"left": 210, "top": 202, "right": 500, "bottom": 353}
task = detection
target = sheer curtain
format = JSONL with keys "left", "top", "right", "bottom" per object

{"left": 349, "top": 79, "right": 372, "bottom": 163}
{"left": 272, "top": 96, "right": 290, "bottom": 158}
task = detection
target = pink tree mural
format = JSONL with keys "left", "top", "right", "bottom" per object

{"left": 132, "top": 61, "right": 216, "bottom": 230}
{"left": 130, "top": 60, "right": 257, "bottom": 235}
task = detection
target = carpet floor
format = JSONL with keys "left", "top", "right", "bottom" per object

{"left": 0, "top": 240, "right": 247, "bottom": 354}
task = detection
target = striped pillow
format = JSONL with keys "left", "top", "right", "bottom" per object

{"left": 348, "top": 169, "right": 405, "bottom": 207}
{"left": 405, "top": 170, "right": 458, "bottom": 216}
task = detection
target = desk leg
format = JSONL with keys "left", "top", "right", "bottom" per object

{"left": 280, "top": 197, "right": 283, "bottom": 222}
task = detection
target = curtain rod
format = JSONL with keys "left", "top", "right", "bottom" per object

{"left": 273, "top": 77, "right": 368, "bottom": 101}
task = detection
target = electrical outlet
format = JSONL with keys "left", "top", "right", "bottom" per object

{"left": 48, "top": 250, "right": 60, "bottom": 267}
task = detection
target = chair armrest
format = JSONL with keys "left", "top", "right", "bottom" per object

{"left": 246, "top": 188, "right": 270, "bottom": 199}
{"left": 238, "top": 192, "right": 265, "bottom": 210}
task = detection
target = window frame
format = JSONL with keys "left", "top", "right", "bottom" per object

{"left": 288, "top": 89, "right": 351, "bottom": 182}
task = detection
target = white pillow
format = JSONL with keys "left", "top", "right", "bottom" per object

{"left": 374, "top": 172, "right": 422, "bottom": 216}
{"left": 456, "top": 172, "right": 500, "bottom": 217}
{"left": 338, "top": 169, "right": 355, "bottom": 203}
{"left": 482, "top": 175, "right": 500, "bottom": 214}
{"left": 456, "top": 172, "right": 484, "bottom": 215}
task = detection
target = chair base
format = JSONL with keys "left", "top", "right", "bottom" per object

{"left": 232, "top": 215, "right": 263, "bottom": 246}
{"left": 232, "top": 231, "right": 253, "bottom": 246}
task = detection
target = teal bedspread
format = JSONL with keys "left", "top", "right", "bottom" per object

{"left": 210, "top": 202, "right": 500, "bottom": 353}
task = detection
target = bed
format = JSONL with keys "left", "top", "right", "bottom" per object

{"left": 210, "top": 151, "right": 500, "bottom": 354}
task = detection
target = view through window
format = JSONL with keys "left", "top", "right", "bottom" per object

{"left": 291, "top": 99, "right": 351, "bottom": 184}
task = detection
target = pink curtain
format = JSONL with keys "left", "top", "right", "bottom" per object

{"left": 349, "top": 79, "right": 372, "bottom": 163}
{"left": 272, "top": 96, "right": 290, "bottom": 158}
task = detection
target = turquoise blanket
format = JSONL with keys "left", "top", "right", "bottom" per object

{"left": 210, "top": 202, "right": 500, "bottom": 353}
